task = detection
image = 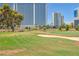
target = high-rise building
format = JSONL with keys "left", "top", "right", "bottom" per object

{"left": 74, "top": 8, "right": 79, "bottom": 28}
{"left": 35, "top": 3, "right": 47, "bottom": 26}
{"left": 15, "top": 3, "right": 47, "bottom": 27}
{"left": 0, "top": 3, "right": 47, "bottom": 28}
{"left": 52, "top": 12, "right": 64, "bottom": 28}
{"left": 74, "top": 9, "right": 79, "bottom": 17}
{"left": 61, "top": 16, "right": 64, "bottom": 26}
{"left": 16, "top": 3, "right": 34, "bottom": 28}
{"left": 74, "top": 18, "right": 79, "bottom": 28}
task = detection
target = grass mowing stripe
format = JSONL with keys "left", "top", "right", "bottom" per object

{"left": 11, "top": 36, "right": 25, "bottom": 49}
{"left": 12, "top": 35, "right": 33, "bottom": 49}
{"left": 14, "top": 35, "right": 33, "bottom": 48}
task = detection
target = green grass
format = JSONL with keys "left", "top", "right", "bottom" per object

{"left": 0, "top": 30, "right": 79, "bottom": 56}
{"left": 47, "top": 29, "right": 79, "bottom": 37}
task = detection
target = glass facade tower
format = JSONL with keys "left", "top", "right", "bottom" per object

{"left": 52, "top": 12, "right": 64, "bottom": 28}
{"left": 35, "top": 3, "right": 46, "bottom": 25}
{"left": 15, "top": 3, "right": 47, "bottom": 27}
{"left": 17, "top": 3, "right": 33, "bottom": 27}
{"left": 0, "top": 3, "right": 47, "bottom": 27}
{"left": 74, "top": 8, "right": 79, "bottom": 28}
{"left": 74, "top": 9, "right": 79, "bottom": 17}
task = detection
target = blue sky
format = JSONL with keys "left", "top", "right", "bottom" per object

{"left": 47, "top": 3, "right": 79, "bottom": 24}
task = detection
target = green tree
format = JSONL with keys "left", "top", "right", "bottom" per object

{"left": 45, "top": 25, "right": 50, "bottom": 29}
{"left": 0, "top": 4, "right": 24, "bottom": 32}
{"left": 75, "top": 24, "right": 79, "bottom": 31}
{"left": 65, "top": 25, "right": 69, "bottom": 31}
{"left": 59, "top": 26, "right": 62, "bottom": 31}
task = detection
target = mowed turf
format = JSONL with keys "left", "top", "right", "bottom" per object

{"left": 47, "top": 29, "right": 79, "bottom": 37}
{"left": 0, "top": 30, "right": 79, "bottom": 56}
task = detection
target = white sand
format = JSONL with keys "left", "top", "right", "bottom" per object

{"left": 38, "top": 34, "right": 79, "bottom": 41}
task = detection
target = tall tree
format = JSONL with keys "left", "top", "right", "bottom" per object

{"left": 0, "top": 4, "right": 24, "bottom": 32}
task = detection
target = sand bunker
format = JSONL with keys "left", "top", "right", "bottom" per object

{"left": 38, "top": 34, "right": 79, "bottom": 41}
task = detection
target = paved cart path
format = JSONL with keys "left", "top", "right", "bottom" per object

{"left": 38, "top": 34, "right": 79, "bottom": 41}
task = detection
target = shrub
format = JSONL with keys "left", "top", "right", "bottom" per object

{"left": 43, "top": 27, "right": 46, "bottom": 31}
{"left": 59, "top": 26, "right": 62, "bottom": 31}
{"left": 25, "top": 27, "right": 29, "bottom": 29}
{"left": 45, "top": 25, "right": 50, "bottom": 29}
{"left": 75, "top": 25, "right": 79, "bottom": 31}
{"left": 65, "top": 25, "right": 69, "bottom": 31}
